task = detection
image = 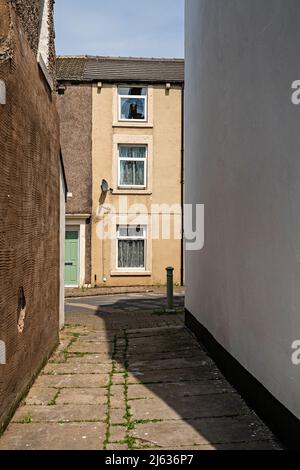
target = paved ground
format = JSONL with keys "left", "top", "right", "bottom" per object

{"left": 65, "top": 286, "right": 185, "bottom": 299}
{"left": 0, "top": 293, "right": 281, "bottom": 450}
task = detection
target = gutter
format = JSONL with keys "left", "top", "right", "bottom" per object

{"left": 56, "top": 79, "right": 184, "bottom": 86}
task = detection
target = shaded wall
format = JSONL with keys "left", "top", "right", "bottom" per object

{"left": 0, "top": 2, "right": 60, "bottom": 431}
{"left": 57, "top": 84, "right": 93, "bottom": 284}
{"left": 185, "top": 0, "right": 300, "bottom": 419}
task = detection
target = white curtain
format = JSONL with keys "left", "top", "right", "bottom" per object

{"left": 118, "top": 240, "right": 145, "bottom": 268}
{"left": 119, "top": 147, "right": 146, "bottom": 186}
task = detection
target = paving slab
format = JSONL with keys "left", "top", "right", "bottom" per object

{"left": 12, "top": 404, "right": 104, "bottom": 423}
{"left": 127, "top": 325, "right": 186, "bottom": 337}
{"left": 126, "top": 381, "right": 234, "bottom": 400}
{"left": 110, "top": 407, "right": 127, "bottom": 424}
{"left": 131, "top": 416, "right": 273, "bottom": 448}
{"left": 43, "top": 362, "right": 110, "bottom": 375}
{"left": 129, "top": 393, "right": 249, "bottom": 421}
{"left": 25, "top": 387, "right": 58, "bottom": 406}
{"left": 128, "top": 343, "right": 199, "bottom": 356}
{"left": 114, "top": 367, "right": 221, "bottom": 385}
{"left": 66, "top": 355, "right": 113, "bottom": 365}
{"left": 127, "top": 349, "right": 207, "bottom": 362}
{"left": 109, "top": 424, "right": 127, "bottom": 443}
{"left": 147, "top": 441, "right": 280, "bottom": 450}
{"left": 56, "top": 388, "right": 107, "bottom": 405}
{"left": 129, "top": 356, "right": 212, "bottom": 372}
{"left": 68, "top": 341, "right": 113, "bottom": 354}
{"left": 0, "top": 423, "right": 104, "bottom": 450}
{"left": 35, "top": 374, "right": 108, "bottom": 388}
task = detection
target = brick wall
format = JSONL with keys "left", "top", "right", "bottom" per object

{"left": 57, "top": 84, "right": 92, "bottom": 284}
{"left": 2, "top": 1, "right": 56, "bottom": 77}
{"left": 57, "top": 85, "right": 92, "bottom": 215}
{"left": 0, "top": 2, "right": 60, "bottom": 431}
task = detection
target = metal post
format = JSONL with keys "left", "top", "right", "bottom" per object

{"left": 166, "top": 267, "right": 175, "bottom": 313}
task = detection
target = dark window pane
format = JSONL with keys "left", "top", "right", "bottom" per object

{"left": 119, "top": 146, "right": 146, "bottom": 159}
{"left": 120, "top": 98, "right": 145, "bottom": 120}
{"left": 119, "top": 87, "right": 147, "bottom": 96}
{"left": 118, "top": 226, "right": 145, "bottom": 238}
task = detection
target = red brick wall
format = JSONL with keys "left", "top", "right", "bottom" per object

{"left": 0, "top": 3, "right": 60, "bottom": 431}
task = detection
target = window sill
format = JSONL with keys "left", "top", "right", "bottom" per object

{"left": 113, "top": 122, "right": 153, "bottom": 129}
{"left": 111, "top": 271, "right": 152, "bottom": 277}
{"left": 112, "top": 189, "right": 152, "bottom": 196}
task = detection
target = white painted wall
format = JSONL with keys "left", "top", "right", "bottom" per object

{"left": 59, "top": 161, "right": 66, "bottom": 329}
{"left": 38, "top": 0, "right": 50, "bottom": 67}
{"left": 0, "top": 80, "right": 6, "bottom": 105}
{"left": 185, "top": 0, "right": 300, "bottom": 419}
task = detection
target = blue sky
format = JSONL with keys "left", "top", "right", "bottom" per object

{"left": 54, "top": 0, "right": 184, "bottom": 58}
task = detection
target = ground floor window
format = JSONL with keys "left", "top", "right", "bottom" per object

{"left": 117, "top": 225, "right": 146, "bottom": 270}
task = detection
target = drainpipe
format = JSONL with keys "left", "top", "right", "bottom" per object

{"left": 180, "top": 83, "right": 185, "bottom": 287}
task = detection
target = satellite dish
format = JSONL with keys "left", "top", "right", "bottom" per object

{"left": 101, "top": 179, "right": 109, "bottom": 193}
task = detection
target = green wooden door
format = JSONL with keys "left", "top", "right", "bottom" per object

{"left": 65, "top": 231, "right": 79, "bottom": 286}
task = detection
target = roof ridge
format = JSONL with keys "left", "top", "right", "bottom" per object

{"left": 57, "top": 55, "right": 88, "bottom": 59}
{"left": 86, "top": 55, "right": 184, "bottom": 62}
{"left": 57, "top": 55, "right": 184, "bottom": 62}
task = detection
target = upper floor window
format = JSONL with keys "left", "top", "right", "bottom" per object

{"left": 118, "top": 87, "right": 148, "bottom": 121}
{"left": 118, "top": 145, "right": 147, "bottom": 188}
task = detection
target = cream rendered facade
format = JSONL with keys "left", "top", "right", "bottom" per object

{"left": 91, "top": 83, "right": 183, "bottom": 287}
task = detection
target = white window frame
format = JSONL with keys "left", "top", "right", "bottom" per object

{"left": 116, "top": 225, "right": 147, "bottom": 272}
{"left": 118, "top": 87, "right": 148, "bottom": 122}
{"left": 118, "top": 144, "right": 148, "bottom": 189}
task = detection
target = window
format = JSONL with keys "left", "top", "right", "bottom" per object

{"left": 118, "top": 145, "right": 147, "bottom": 188}
{"left": 117, "top": 225, "right": 146, "bottom": 270}
{"left": 118, "top": 87, "right": 148, "bottom": 121}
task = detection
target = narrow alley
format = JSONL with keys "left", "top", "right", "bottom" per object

{"left": 0, "top": 294, "right": 281, "bottom": 450}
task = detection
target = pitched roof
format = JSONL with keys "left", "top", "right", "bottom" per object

{"left": 56, "top": 56, "right": 184, "bottom": 84}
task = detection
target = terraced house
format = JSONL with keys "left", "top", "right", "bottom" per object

{"left": 57, "top": 56, "right": 184, "bottom": 289}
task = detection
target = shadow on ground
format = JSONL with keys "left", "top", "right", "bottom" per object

{"left": 0, "top": 293, "right": 281, "bottom": 450}
{"left": 64, "top": 293, "right": 281, "bottom": 450}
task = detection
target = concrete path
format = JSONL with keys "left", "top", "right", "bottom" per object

{"left": 0, "top": 294, "right": 281, "bottom": 450}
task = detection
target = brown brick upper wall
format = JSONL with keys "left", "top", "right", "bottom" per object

{"left": 1, "top": 1, "right": 56, "bottom": 78}
{"left": 12, "top": 0, "right": 41, "bottom": 54}
{"left": 0, "top": 3, "right": 60, "bottom": 432}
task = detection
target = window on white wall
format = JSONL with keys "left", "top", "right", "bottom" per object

{"left": 118, "top": 87, "right": 148, "bottom": 121}
{"left": 118, "top": 145, "right": 147, "bottom": 188}
{"left": 117, "top": 225, "right": 146, "bottom": 270}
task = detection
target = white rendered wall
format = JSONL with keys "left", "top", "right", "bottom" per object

{"left": 59, "top": 163, "right": 66, "bottom": 329}
{"left": 185, "top": 0, "right": 300, "bottom": 419}
{"left": 38, "top": 0, "right": 50, "bottom": 67}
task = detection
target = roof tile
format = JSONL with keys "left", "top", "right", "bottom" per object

{"left": 56, "top": 56, "right": 184, "bottom": 83}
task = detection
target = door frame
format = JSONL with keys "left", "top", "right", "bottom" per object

{"left": 65, "top": 214, "right": 90, "bottom": 288}
{"left": 65, "top": 226, "right": 80, "bottom": 288}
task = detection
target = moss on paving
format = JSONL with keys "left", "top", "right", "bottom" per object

{"left": 103, "top": 335, "right": 117, "bottom": 450}
{"left": 47, "top": 389, "right": 61, "bottom": 406}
